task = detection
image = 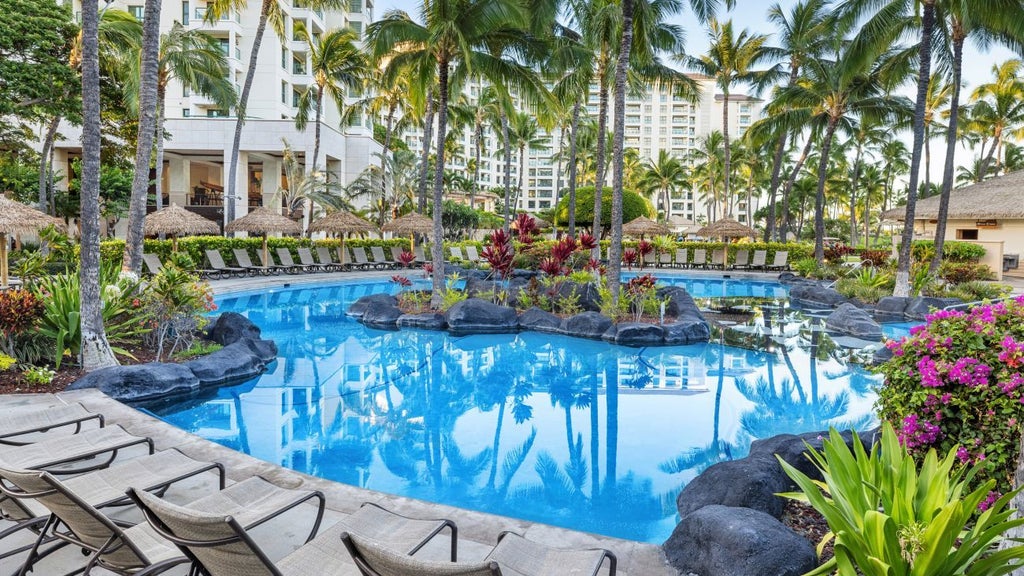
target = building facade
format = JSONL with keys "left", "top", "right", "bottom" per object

{"left": 399, "top": 76, "right": 763, "bottom": 225}
{"left": 57, "top": 0, "right": 381, "bottom": 228}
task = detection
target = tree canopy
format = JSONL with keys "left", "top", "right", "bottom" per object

{"left": 553, "top": 186, "right": 652, "bottom": 232}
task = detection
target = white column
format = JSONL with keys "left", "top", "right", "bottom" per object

{"left": 223, "top": 148, "right": 250, "bottom": 226}
{"left": 168, "top": 157, "right": 190, "bottom": 207}
{"left": 263, "top": 156, "right": 282, "bottom": 213}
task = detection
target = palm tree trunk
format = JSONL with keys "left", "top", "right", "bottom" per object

{"left": 607, "top": 0, "right": 633, "bottom": 302}
{"left": 418, "top": 91, "right": 435, "bottom": 214}
{"left": 765, "top": 132, "right": 787, "bottom": 241}
{"left": 894, "top": 0, "right": 936, "bottom": 297}
{"left": 814, "top": 119, "right": 840, "bottom": 263}
{"left": 923, "top": 127, "right": 931, "bottom": 195}
{"left": 312, "top": 89, "right": 323, "bottom": 171}
{"left": 849, "top": 145, "right": 863, "bottom": 246}
{"left": 382, "top": 103, "right": 396, "bottom": 211}
{"left": 516, "top": 145, "right": 525, "bottom": 210}
{"left": 430, "top": 61, "right": 450, "bottom": 309}
{"left": 123, "top": 0, "right": 164, "bottom": 274}
{"left": 502, "top": 110, "right": 512, "bottom": 231}
{"left": 780, "top": 134, "right": 814, "bottom": 241}
{"left": 471, "top": 113, "right": 482, "bottom": 210}
{"left": 721, "top": 89, "right": 731, "bottom": 217}
{"left": 154, "top": 89, "right": 166, "bottom": 211}
{"left": 568, "top": 98, "right": 581, "bottom": 237}
{"left": 930, "top": 32, "right": 964, "bottom": 275}
{"left": 979, "top": 127, "right": 1001, "bottom": 183}
{"left": 79, "top": 0, "right": 117, "bottom": 371}
{"left": 225, "top": 0, "right": 271, "bottom": 228}
{"left": 553, "top": 125, "right": 565, "bottom": 228}
{"left": 593, "top": 67, "right": 609, "bottom": 243}
{"left": 38, "top": 116, "right": 60, "bottom": 213}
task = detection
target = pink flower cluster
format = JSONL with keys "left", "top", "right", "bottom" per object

{"left": 947, "top": 357, "right": 992, "bottom": 388}
{"left": 898, "top": 413, "right": 942, "bottom": 448}
{"left": 999, "top": 335, "right": 1024, "bottom": 369}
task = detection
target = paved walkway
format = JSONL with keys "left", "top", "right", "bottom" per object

{"left": 0, "top": 392, "right": 677, "bottom": 575}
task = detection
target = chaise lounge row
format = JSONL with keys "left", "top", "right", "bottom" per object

{"left": 622, "top": 248, "right": 789, "bottom": 271}
{"left": 0, "top": 399, "right": 616, "bottom": 576}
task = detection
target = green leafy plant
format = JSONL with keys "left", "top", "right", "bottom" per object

{"left": 22, "top": 366, "right": 56, "bottom": 387}
{"left": 938, "top": 261, "right": 997, "bottom": 284}
{"left": 0, "top": 353, "right": 15, "bottom": 371}
{"left": 780, "top": 424, "right": 1024, "bottom": 576}
{"left": 143, "top": 264, "right": 215, "bottom": 360}
{"left": 943, "top": 281, "right": 1012, "bottom": 303}
{"left": 439, "top": 273, "right": 467, "bottom": 311}
{"left": 11, "top": 251, "right": 48, "bottom": 287}
{"left": 171, "top": 341, "right": 222, "bottom": 360}
{"left": 596, "top": 280, "right": 629, "bottom": 322}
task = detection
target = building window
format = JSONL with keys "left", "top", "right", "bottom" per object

{"left": 292, "top": 89, "right": 302, "bottom": 107}
{"left": 281, "top": 48, "right": 288, "bottom": 69}
{"left": 207, "top": 109, "right": 227, "bottom": 117}
{"left": 956, "top": 229, "right": 979, "bottom": 240}
{"left": 182, "top": 1, "right": 189, "bottom": 24}
{"left": 128, "top": 5, "right": 144, "bottom": 20}
{"left": 183, "top": 109, "right": 190, "bottom": 117}
{"left": 350, "top": 21, "right": 362, "bottom": 38}
{"left": 218, "top": 39, "right": 229, "bottom": 56}
{"left": 183, "top": 85, "right": 190, "bottom": 97}
{"left": 349, "top": 0, "right": 362, "bottom": 12}
{"left": 281, "top": 81, "right": 287, "bottom": 103}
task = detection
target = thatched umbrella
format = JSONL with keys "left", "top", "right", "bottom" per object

{"left": 382, "top": 212, "right": 434, "bottom": 249}
{"left": 143, "top": 204, "right": 219, "bottom": 251}
{"left": 696, "top": 218, "right": 757, "bottom": 265}
{"left": 622, "top": 216, "right": 671, "bottom": 238}
{"left": 309, "top": 211, "right": 375, "bottom": 260}
{"left": 224, "top": 207, "right": 302, "bottom": 268}
{"left": 0, "top": 197, "right": 63, "bottom": 287}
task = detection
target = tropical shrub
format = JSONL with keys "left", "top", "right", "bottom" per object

{"left": 876, "top": 296, "right": 1024, "bottom": 494}
{"left": 938, "top": 261, "right": 996, "bottom": 284}
{"left": 0, "top": 288, "right": 43, "bottom": 357}
{"left": 943, "top": 281, "right": 1013, "bottom": 303}
{"left": 780, "top": 425, "right": 1024, "bottom": 575}
{"left": 22, "top": 366, "right": 56, "bottom": 386}
{"left": 142, "top": 265, "right": 216, "bottom": 360}
{"left": 552, "top": 186, "right": 652, "bottom": 232}
{"left": 858, "top": 249, "right": 890, "bottom": 267}
{"left": 0, "top": 353, "right": 15, "bottom": 371}
{"left": 912, "top": 240, "right": 986, "bottom": 263}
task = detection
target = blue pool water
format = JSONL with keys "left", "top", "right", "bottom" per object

{"left": 144, "top": 277, "right": 882, "bottom": 543}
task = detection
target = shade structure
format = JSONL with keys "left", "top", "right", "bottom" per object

{"left": 0, "top": 196, "right": 64, "bottom": 287}
{"left": 143, "top": 204, "right": 220, "bottom": 251}
{"left": 382, "top": 212, "right": 434, "bottom": 250}
{"left": 225, "top": 207, "right": 302, "bottom": 269}
{"left": 696, "top": 218, "right": 757, "bottom": 239}
{"left": 308, "top": 211, "right": 375, "bottom": 235}
{"left": 622, "top": 216, "right": 671, "bottom": 238}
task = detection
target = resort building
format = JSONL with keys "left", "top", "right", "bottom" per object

{"left": 883, "top": 169, "right": 1024, "bottom": 280}
{"left": 399, "top": 77, "right": 764, "bottom": 224}
{"left": 52, "top": 0, "right": 381, "bottom": 229}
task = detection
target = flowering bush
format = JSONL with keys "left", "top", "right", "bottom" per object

{"left": 0, "top": 289, "right": 43, "bottom": 357}
{"left": 877, "top": 296, "right": 1024, "bottom": 494}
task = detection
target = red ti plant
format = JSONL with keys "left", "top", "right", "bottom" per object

{"left": 550, "top": 237, "right": 577, "bottom": 263}
{"left": 636, "top": 240, "right": 654, "bottom": 270}
{"left": 398, "top": 250, "right": 416, "bottom": 268}
{"left": 622, "top": 248, "right": 638, "bottom": 270}
{"left": 577, "top": 232, "right": 597, "bottom": 251}
{"left": 512, "top": 213, "right": 539, "bottom": 244}
{"left": 584, "top": 258, "right": 606, "bottom": 276}
{"left": 539, "top": 257, "right": 564, "bottom": 276}
{"left": 481, "top": 228, "right": 515, "bottom": 279}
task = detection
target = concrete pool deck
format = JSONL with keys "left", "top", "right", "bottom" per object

{"left": 0, "top": 391, "right": 678, "bottom": 575}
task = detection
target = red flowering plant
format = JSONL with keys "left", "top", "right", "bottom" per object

{"left": 636, "top": 240, "right": 654, "bottom": 270}
{"left": 577, "top": 233, "right": 598, "bottom": 251}
{"left": 398, "top": 250, "right": 416, "bottom": 268}
{"left": 623, "top": 274, "right": 658, "bottom": 321}
{"left": 0, "top": 289, "right": 44, "bottom": 357}
{"left": 512, "top": 213, "right": 539, "bottom": 245}
{"left": 481, "top": 228, "right": 515, "bottom": 280}
{"left": 622, "top": 249, "right": 638, "bottom": 270}
{"left": 877, "top": 295, "right": 1024, "bottom": 499}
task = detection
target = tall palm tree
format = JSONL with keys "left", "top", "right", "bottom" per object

{"left": 684, "top": 18, "right": 780, "bottom": 217}
{"left": 968, "top": 60, "right": 1024, "bottom": 180}
{"left": 641, "top": 150, "right": 687, "bottom": 220}
{"left": 843, "top": 117, "right": 886, "bottom": 246}
{"left": 122, "top": 0, "right": 164, "bottom": 275}
{"left": 930, "top": 2, "right": 1024, "bottom": 274}
{"left": 547, "top": 27, "right": 593, "bottom": 236}
{"left": 501, "top": 111, "right": 550, "bottom": 211}
{"left": 366, "top": 0, "right": 543, "bottom": 308}
{"left": 762, "top": 0, "right": 833, "bottom": 241}
{"left": 295, "top": 25, "right": 368, "bottom": 173}
{"left": 921, "top": 72, "right": 952, "bottom": 196}
{"left": 275, "top": 141, "right": 348, "bottom": 221}
{"left": 205, "top": 0, "right": 343, "bottom": 226}
{"left": 876, "top": 137, "right": 909, "bottom": 244}
{"left": 79, "top": 0, "right": 117, "bottom": 370}
{"left": 123, "top": 24, "right": 237, "bottom": 214}
{"left": 689, "top": 131, "right": 725, "bottom": 221}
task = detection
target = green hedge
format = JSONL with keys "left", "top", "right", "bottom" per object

{"left": 911, "top": 240, "right": 986, "bottom": 263}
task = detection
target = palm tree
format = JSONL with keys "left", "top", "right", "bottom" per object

{"left": 79, "top": 0, "right": 117, "bottom": 370}
{"left": 641, "top": 150, "right": 687, "bottom": 220}
{"left": 761, "top": 0, "right": 831, "bottom": 241}
{"left": 689, "top": 131, "right": 725, "bottom": 222}
{"left": 366, "top": 0, "right": 542, "bottom": 308}
{"left": 205, "top": 0, "right": 344, "bottom": 227}
{"left": 876, "top": 137, "right": 909, "bottom": 244}
{"left": 547, "top": 27, "right": 593, "bottom": 236}
{"left": 969, "top": 60, "right": 1024, "bottom": 179}
{"left": 930, "top": 3, "right": 1024, "bottom": 274}
{"left": 122, "top": 0, "right": 164, "bottom": 275}
{"left": 294, "top": 25, "right": 368, "bottom": 173}
{"left": 921, "top": 73, "right": 952, "bottom": 196}
{"left": 275, "top": 141, "right": 348, "bottom": 223}
{"left": 501, "top": 111, "right": 550, "bottom": 211}
{"left": 684, "top": 18, "right": 780, "bottom": 218}
{"left": 843, "top": 117, "right": 886, "bottom": 246}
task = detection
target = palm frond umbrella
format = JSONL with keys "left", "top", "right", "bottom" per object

{"left": 143, "top": 204, "right": 220, "bottom": 251}
{"left": 696, "top": 218, "right": 757, "bottom": 266}
{"left": 309, "top": 211, "right": 375, "bottom": 260}
{"left": 382, "top": 213, "right": 434, "bottom": 249}
{"left": 622, "top": 216, "right": 671, "bottom": 239}
{"left": 224, "top": 207, "right": 302, "bottom": 268}
{"left": 0, "top": 197, "right": 64, "bottom": 288}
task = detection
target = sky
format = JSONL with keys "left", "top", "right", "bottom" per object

{"left": 371, "top": 0, "right": 1020, "bottom": 175}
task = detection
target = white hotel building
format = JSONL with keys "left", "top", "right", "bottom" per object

{"left": 401, "top": 76, "right": 763, "bottom": 224}
{"left": 57, "top": 0, "right": 381, "bottom": 227}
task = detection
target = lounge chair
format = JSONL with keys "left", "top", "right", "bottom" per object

{"left": 142, "top": 253, "right": 164, "bottom": 276}
{"left": 338, "top": 246, "right": 364, "bottom": 270}
{"left": 414, "top": 246, "right": 428, "bottom": 266}
{"left": 448, "top": 246, "right": 465, "bottom": 263}
{"left": 276, "top": 247, "right": 317, "bottom": 273}
{"left": 750, "top": 250, "right": 767, "bottom": 270}
{"left": 205, "top": 249, "right": 249, "bottom": 278}
{"left": 352, "top": 246, "right": 386, "bottom": 270}
{"left": 130, "top": 491, "right": 459, "bottom": 576}
{"left": 233, "top": 248, "right": 277, "bottom": 276}
{"left": 370, "top": 246, "right": 398, "bottom": 269}
{"left": 0, "top": 403, "right": 104, "bottom": 446}
{"left": 257, "top": 249, "right": 292, "bottom": 275}
{"left": 674, "top": 248, "right": 689, "bottom": 269}
{"left": 297, "top": 247, "right": 328, "bottom": 272}
{"left": 464, "top": 245, "right": 482, "bottom": 265}
{"left": 342, "top": 530, "right": 616, "bottom": 576}
{"left": 767, "top": 250, "right": 789, "bottom": 271}
{"left": 731, "top": 249, "right": 751, "bottom": 269}
{"left": 6, "top": 472, "right": 323, "bottom": 576}
{"left": 391, "top": 246, "right": 417, "bottom": 268}
{"left": 0, "top": 425, "right": 153, "bottom": 476}
{"left": 691, "top": 248, "right": 707, "bottom": 269}
{"left": 709, "top": 248, "right": 725, "bottom": 269}
{"left": 642, "top": 251, "right": 657, "bottom": 269}
{"left": 316, "top": 246, "right": 346, "bottom": 271}
{"left": 0, "top": 449, "right": 223, "bottom": 564}
{"left": 659, "top": 251, "right": 673, "bottom": 267}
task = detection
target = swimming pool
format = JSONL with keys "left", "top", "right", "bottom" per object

{"left": 142, "top": 277, "right": 880, "bottom": 543}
